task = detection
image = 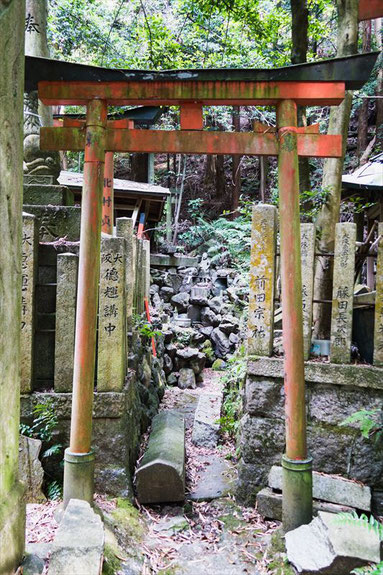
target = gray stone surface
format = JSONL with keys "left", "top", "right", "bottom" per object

{"left": 285, "top": 511, "right": 381, "bottom": 575}
{"left": 245, "top": 378, "right": 284, "bottom": 418}
{"left": 23, "top": 205, "right": 81, "bottom": 242}
{"left": 54, "top": 253, "right": 78, "bottom": 392}
{"left": 178, "top": 368, "right": 196, "bottom": 389}
{"left": 247, "top": 357, "right": 383, "bottom": 390}
{"left": 151, "top": 254, "right": 199, "bottom": 267}
{"left": 22, "top": 552, "right": 45, "bottom": 575}
{"left": 192, "top": 393, "right": 222, "bottom": 448}
{"left": 19, "top": 435, "right": 45, "bottom": 503}
{"left": 257, "top": 487, "right": 355, "bottom": 521}
{"left": 268, "top": 465, "right": 371, "bottom": 511}
{"left": 188, "top": 457, "right": 236, "bottom": 501}
{"left": 23, "top": 184, "right": 73, "bottom": 206}
{"left": 374, "top": 221, "right": 383, "bottom": 366}
{"left": 136, "top": 411, "right": 185, "bottom": 504}
{"left": 211, "top": 327, "right": 231, "bottom": 358}
{"left": 300, "top": 224, "right": 315, "bottom": 360}
{"left": 190, "top": 286, "right": 209, "bottom": 306}
{"left": 201, "top": 307, "right": 220, "bottom": 327}
{"left": 26, "top": 543, "right": 52, "bottom": 561}
{"left": 171, "top": 292, "right": 190, "bottom": 311}
{"left": 49, "top": 499, "right": 104, "bottom": 575}
{"left": 152, "top": 515, "right": 189, "bottom": 534}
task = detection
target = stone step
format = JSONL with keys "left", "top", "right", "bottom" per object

{"left": 268, "top": 465, "right": 371, "bottom": 511}
{"left": 188, "top": 456, "right": 236, "bottom": 502}
{"left": 192, "top": 392, "right": 222, "bottom": 448}
{"left": 285, "top": 511, "right": 381, "bottom": 575}
{"left": 257, "top": 487, "right": 355, "bottom": 521}
{"left": 135, "top": 410, "right": 185, "bottom": 504}
{"left": 48, "top": 499, "right": 104, "bottom": 575}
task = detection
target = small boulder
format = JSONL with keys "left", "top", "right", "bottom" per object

{"left": 167, "top": 373, "right": 179, "bottom": 386}
{"left": 211, "top": 328, "right": 231, "bottom": 358}
{"left": 19, "top": 435, "right": 46, "bottom": 503}
{"left": 178, "top": 368, "right": 196, "bottom": 389}
{"left": 200, "top": 326, "right": 213, "bottom": 338}
{"left": 163, "top": 354, "right": 173, "bottom": 375}
{"left": 171, "top": 292, "right": 190, "bottom": 311}
{"left": 187, "top": 304, "right": 202, "bottom": 323}
{"left": 201, "top": 307, "right": 220, "bottom": 327}
{"left": 190, "top": 286, "right": 209, "bottom": 306}
{"left": 212, "top": 359, "right": 227, "bottom": 371}
{"left": 219, "top": 315, "right": 239, "bottom": 335}
{"left": 209, "top": 296, "right": 223, "bottom": 314}
{"left": 160, "top": 286, "right": 175, "bottom": 302}
{"left": 190, "top": 352, "right": 206, "bottom": 375}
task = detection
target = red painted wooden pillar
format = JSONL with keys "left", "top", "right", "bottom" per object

{"left": 102, "top": 152, "right": 114, "bottom": 235}
{"left": 63, "top": 99, "right": 107, "bottom": 508}
{"left": 277, "top": 99, "right": 312, "bottom": 532}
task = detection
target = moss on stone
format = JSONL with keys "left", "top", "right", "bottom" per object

{"left": 109, "top": 498, "right": 145, "bottom": 543}
{"left": 266, "top": 527, "right": 295, "bottom": 575}
{"left": 102, "top": 543, "right": 121, "bottom": 575}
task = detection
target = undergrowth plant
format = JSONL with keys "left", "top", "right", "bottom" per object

{"left": 219, "top": 346, "right": 247, "bottom": 440}
{"left": 340, "top": 409, "right": 383, "bottom": 443}
{"left": 20, "top": 400, "right": 63, "bottom": 500}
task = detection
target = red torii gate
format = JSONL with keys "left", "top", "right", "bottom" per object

{"left": 35, "top": 52, "right": 377, "bottom": 531}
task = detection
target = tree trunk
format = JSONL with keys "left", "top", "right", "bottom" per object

{"left": 376, "top": 19, "right": 383, "bottom": 151}
{"left": 216, "top": 154, "right": 226, "bottom": 199}
{"left": 313, "top": 0, "right": 359, "bottom": 339}
{"left": 0, "top": 1, "right": 26, "bottom": 572}
{"left": 291, "top": 0, "right": 310, "bottom": 192}
{"left": 231, "top": 106, "right": 241, "bottom": 215}
{"left": 131, "top": 153, "right": 149, "bottom": 182}
{"left": 357, "top": 20, "right": 372, "bottom": 161}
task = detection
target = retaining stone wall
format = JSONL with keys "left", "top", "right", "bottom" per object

{"left": 238, "top": 357, "right": 383, "bottom": 510}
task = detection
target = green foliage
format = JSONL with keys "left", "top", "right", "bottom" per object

{"left": 340, "top": 409, "right": 383, "bottom": 443}
{"left": 333, "top": 512, "right": 383, "bottom": 575}
{"left": 219, "top": 349, "right": 246, "bottom": 438}
{"left": 46, "top": 480, "right": 63, "bottom": 501}
{"left": 271, "top": 186, "right": 331, "bottom": 222}
{"left": 20, "top": 401, "right": 63, "bottom": 459}
{"left": 102, "top": 543, "right": 122, "bottom": 575}
{"left": 187, "top": 198, "right": 205, "bottom": 221}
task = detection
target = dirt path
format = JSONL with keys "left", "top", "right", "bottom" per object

{"left": 127, "top": 368, "right": 281, "bottom": 575}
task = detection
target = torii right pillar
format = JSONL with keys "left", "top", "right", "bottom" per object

{"left": 277, "top": 99, "right": 312, "bottom": 533}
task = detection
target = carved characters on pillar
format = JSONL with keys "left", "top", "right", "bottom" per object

{"left": 23, "top": 91, "right": 61, "bottom": 179}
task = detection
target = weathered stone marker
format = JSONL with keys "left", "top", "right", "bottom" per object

{"left": 247, "top": 204, "right": 277, "bottom": 356}
{"left": 136, "top": 411, "right": 185, "bottom": 504}
{"left": 116, "top": 217, "right": 135, "bottom": 332}
{"left": 192, "top": 392, "right": 222, "bottom": 448}
{"left": 21, "top": 212, "right": 38, "bottom": 393}
{"left": 300, "top": 223, "right": 315, "bottom": 360}
{"left": 135, "top": 239, "right": 144, "bottom": 314}
{"left": 330, "top": 222, "right": 356, "bottom": 364}
{"left": 54, "top": 253, "right": 78, "bottom": 392}
{"left": 97, "top": 236, "right": 126, "bottom": 392}
{"left": 374, "top": 222, "right": 383, "bottom": 366}
{"left": 48, "top": 499, "right": 104, "bottom": 575}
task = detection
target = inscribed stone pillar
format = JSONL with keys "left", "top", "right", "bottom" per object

{"left": 373, "top": 223, "right": 383, "bottom": 366}
{"left": 116, "top": 217, "right": 134, "bottom": 331}
{"left": 135, "top": 239, "right": 144, "bottom": 314}
{"left": 21, "top": 212, "right": 38, "bottom": 393}
{"left": 143, "top": 239, "right": 151, "bottom": 300}
{"left": 54, "top": 253, "right": 78, "bottom": 392}
{"left": 300, "top": 224, "right": 315, "bottom": 360}
{"left": 97, "top": 237, "right": 126, "bottom": 391}
{"left": 247, "top": 204, "right": 277, "bottom": 356}
{"left": 330, "top": 222, "right": 356, "bottom": 364}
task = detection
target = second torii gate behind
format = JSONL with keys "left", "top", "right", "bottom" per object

{"left": 34, "top": 51, "right": 378, "bottom": 531}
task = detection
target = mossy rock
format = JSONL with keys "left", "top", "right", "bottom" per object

{"left": 212, "top": 359, "right": 227, "bottom": 371}
{"left": 102, "top": 543, "right": 121, "bottom": 575}
{"left": 106, "top": 498, "right": 146, "bottom": 545}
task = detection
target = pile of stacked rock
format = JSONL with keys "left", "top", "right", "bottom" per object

{"left": 149, "top": 254, "right": 248, "bottom": 388}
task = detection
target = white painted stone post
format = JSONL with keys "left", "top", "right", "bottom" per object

{"left": 21, "top": 212, "right": 38, "bottom": 393}
{"left": 97, "top": 236, "right": 126, "bottom": 391}
{"left": 300, "top": 224, "right": 315, "bottom": 360}
{"left": 373, "top": 222, "right": 383, "bottom": 366}
{"left": 330, "top": 222, "right": 356, "bottom": 364}
{"left": 54, "top": 253, "right": 78, "bottom": 392}
{"left": 116, "top": 217, "right": 135, "bottom": 332}
{"left": 247, "top": 204, "right": 277, "bottom": 356}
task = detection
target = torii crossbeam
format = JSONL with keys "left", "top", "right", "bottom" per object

{"left": 28, "top": 51, "right": 378, "bottom": 531}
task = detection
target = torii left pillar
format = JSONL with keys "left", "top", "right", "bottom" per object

{"left": 63, "top": 99, "right": 107, "bottom": 508}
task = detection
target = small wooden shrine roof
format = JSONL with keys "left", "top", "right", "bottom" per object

{"left": 25, "top": 52, "right": 379, "bottom": 92}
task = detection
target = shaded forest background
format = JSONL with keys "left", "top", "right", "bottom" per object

{"left": 46, "top": 0, "right": 382, "bottom": 225}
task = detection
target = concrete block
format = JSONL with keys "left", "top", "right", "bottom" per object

{"left": 268, "top": 465, "right": 371, "bottom": 511}
{"left": 256, "top": 487, "right": 355, "bottom": 521}
{"left": 49, "top": 499, "right": 104, "bottom": 575}
{"left": 135, "top": 411, "right": 185, "bottom": 504}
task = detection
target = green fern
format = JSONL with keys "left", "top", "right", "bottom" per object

{"left": 335, "top": 513, "right": 383, "bottom": 575}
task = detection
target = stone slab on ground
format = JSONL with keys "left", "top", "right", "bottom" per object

{"left": 135, "top": 411, "right": 185, "bottom": 504}
{"left": 48, "top": 499, "right": 104, "bottom": 575}
{"left": 268, "top": 465, "right": 371, "bottom": 511}
{"left": 257, "top": 487, "right": 355, "bottom": 521}
{"left": 188, "top": 456, "right": 236, "bottom": 502}
{"left": 192, "top": 392, "right": 222, "bottom": 448}
{"left": 152, "top": 515, "right": 189, "bottom": 534}
{"left": 285, "top": 511, "right": 381, "bottom": 575}
{"left": 21, "top": 552, "right": 45, "bottom": 575}
{"left": 176, "top": 540, "right": 261, "bottom": 575}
